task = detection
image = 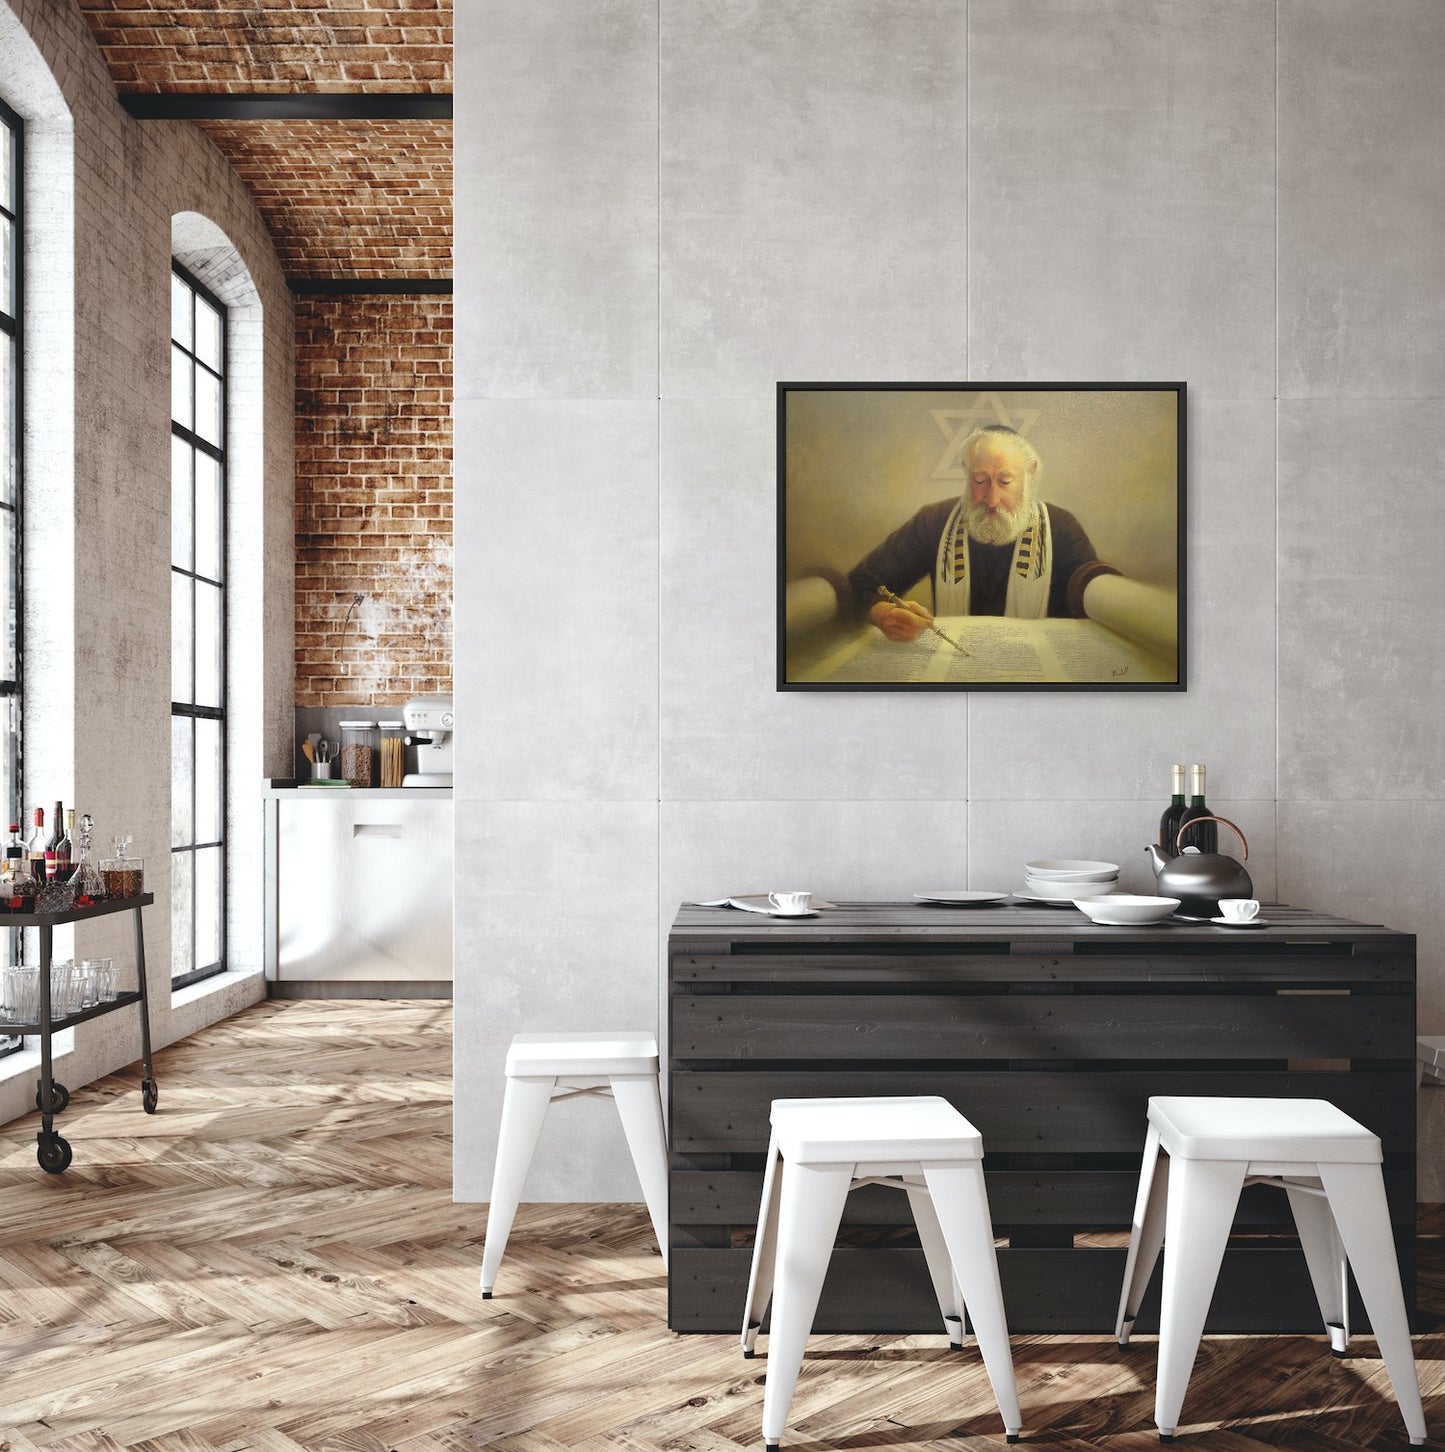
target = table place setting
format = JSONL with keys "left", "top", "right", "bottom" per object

{"left": 692, "top": 891, "right": 836, "bottom": 917}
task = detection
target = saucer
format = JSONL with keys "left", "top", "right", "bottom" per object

{"left": 1012, "top": 892, "right": 1084, "bottom": 908}
{"left": 914, "top": 891, "right": 1009, "bottom": 905}
{"left": 728, "top": 896, "right": 819, "bottom": 918}
{"left": 1211, "top": 916, "right": 1269, "bottom": 929}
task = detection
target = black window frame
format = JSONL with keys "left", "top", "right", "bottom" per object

{"left": 169, "top": 261, "right": 227, "bottom": 991}
{"left": 1, "top": 98, "right": 23, "bottom": 1057}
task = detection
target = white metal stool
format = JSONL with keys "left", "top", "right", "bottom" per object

{"left": 479, "top": 1031, "right": 669, "bottom": 1297}
{"left": 741, "top": 1096, "right": 1022, "bottom": 1450}
{"left": 1115, "top": 1095, "right": 1425, "bottom": 1445}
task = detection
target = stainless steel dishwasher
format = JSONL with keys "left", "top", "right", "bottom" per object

{"left": 264, "top": 787, "right": 453, "bottom": 995}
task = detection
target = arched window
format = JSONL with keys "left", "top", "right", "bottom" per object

{"left": 170, "top": 262, "right": 227, "bottom": 988}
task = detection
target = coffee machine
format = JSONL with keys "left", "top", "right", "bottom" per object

{"left": 402, "top": 693, "right": 454, "bottom": 787}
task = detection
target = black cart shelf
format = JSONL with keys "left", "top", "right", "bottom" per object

{"left": 0, "top": 892, "right": 157, "bottom": 1172}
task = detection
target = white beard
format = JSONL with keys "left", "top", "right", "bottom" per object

{"left": 965, "top": 496, "right": 1032, "bottom": 546}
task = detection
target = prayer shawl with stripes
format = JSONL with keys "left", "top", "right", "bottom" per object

{"left": 933, "top": 498, "right": 1053, "bottom": 618}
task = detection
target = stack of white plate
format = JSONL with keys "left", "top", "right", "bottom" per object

{"left": 1021, "top": 859, "right": 1120, "bottom": 902}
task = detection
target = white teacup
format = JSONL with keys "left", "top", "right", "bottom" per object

{"left": 1219, "top": 897, "right": 1260, "bottom": 923}
{"left": 768, "top": 891, "right": 813, "bottom": 915}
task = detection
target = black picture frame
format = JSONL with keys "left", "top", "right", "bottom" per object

{"left": 777, "top": 381, "right": 1187, "bottom": 691}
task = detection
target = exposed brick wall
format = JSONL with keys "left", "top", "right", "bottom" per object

{"left": 76, "top": 0, "right": 452, "bottom": 92}
{"left": 195, "top": 120, "right": 451, "bottom": 279}
{"left": 295, "top": 296, "right": 452, "bottom": 708}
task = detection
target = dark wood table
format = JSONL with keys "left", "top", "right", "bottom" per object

{"left": 666, "top": 900, "right": 1416, "bottom": 1333}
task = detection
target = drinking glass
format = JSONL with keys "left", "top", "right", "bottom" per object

{"left": 92, "top": 958, "right": 116, "bottom": 1002}
{"left": 49, "top": 959, "right": 72, "bottom": 1017}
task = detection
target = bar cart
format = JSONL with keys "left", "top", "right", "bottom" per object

{"left": 0, "top": 893, "right": 157, "bottom": 1172}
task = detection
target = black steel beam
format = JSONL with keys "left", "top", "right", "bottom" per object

{"left": 288, "top": 278, "right": 453, "bottom": 296}
{"left": 122, "top": 94, "right": 452, "bottom": 122}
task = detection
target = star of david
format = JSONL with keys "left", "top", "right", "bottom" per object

{"left": 929, "top": 393, "right": 1042, "bottom": 480}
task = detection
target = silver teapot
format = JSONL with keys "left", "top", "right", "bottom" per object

{"left": 1145, "top": 815, "right": 1253, "bottom": 918}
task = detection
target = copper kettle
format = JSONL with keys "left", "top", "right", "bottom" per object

{"left": 1145, "top": 815, "right": 1254, "bottom": 917}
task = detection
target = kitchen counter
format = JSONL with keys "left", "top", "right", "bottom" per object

{"left": 263, "top": 785, "right": 452, "bottom": 995}
{"left": 263, "top": 779, "right": 451, "bottom": 799}
{"left": 667, "top": 899, "right": 1416, "bottom": 1334}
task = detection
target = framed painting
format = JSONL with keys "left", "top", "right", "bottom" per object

{"left": 777, "top": 382, "right": 1186, "bottom": 691}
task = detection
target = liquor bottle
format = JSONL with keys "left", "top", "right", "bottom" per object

{"left": 1158, "top": 764, "right": 1187, "bottom": 857}
{"left": 43, "top": 800, "right": 63, "bottom": 884}
{"left": 1177, "top": 764, "right": 1218, "bottom": 854}
{"left": 2, "top": 832, "right": 33, "bottom": 912}
{"left": 27, "top": 807, "right": 47, "bottom": 884}
{"left": 55, "top": 808, "right": 74, "bottom": 880}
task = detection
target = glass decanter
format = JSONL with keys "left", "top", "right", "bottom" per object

{"left": 70, "top": 814, "right": 106, "bottom": 907}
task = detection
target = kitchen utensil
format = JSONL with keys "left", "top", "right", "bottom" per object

{"left": 1146, "top": 816, "right": 1253, "bottom": 918}
{"left": 1074, "top": 894, "right": 1180, "bottom": 925}
{"left": 315, "top": 738, "right": 335, "bottom": 765}
{"left": 301, "top": 739, "right": 315, "bottom": 764}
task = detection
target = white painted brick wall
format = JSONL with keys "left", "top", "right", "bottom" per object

{"left": 0, "top": 0, "right": 294, "bottom": 1127}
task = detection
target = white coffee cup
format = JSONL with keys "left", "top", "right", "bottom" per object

{"left": 1219, "top": 898, "right": 1260, "bottom": 922}
{"left": 768, "top": 891, "right": 813, "bottom": 915}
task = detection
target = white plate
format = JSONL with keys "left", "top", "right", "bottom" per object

{"left": 1075, "top": 895, "right": 1181, "bottom": 925}
{"left": 1024, "top": 859, "right": 1121, "bottom": 879}
{"left": 728, "top": 896, "right": 819, "bottom": 917}
{"left": 914, "top": 891, "right": 1010, "bottom": 905}
{"left": 1013, "top": 892, "right": 1091, "bottom": 907}
{"left": 1211, "top": 916, "right": 1270, "bottom": 929}
{"left": 1023, "top": 880, "right": 1119, "bottom": 902}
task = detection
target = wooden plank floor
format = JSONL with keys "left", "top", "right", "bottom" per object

{"left": 0, "top": 999, "right": 1442, "bottom": 1449}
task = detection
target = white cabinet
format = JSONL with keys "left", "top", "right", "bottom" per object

{"left": 265, "top": 791, "right": 452, "bottom": 987}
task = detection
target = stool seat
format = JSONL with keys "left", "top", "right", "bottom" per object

{"left": 481, "top": 1029, "right": 668, "bottom": 1298}
{"left": 770, "top": 1095, "right": 984, "bottom": 1164}
{"left": 744, "top": 1096, "right": 1021, "bottom": 1449}
{"left": 1117, "top": 1095, "right": 1424, "bottom": 1445}
{"left": 504, "top": 1030, "right": 659, "bottom": 1078}
{"left": 1148, "top": 1095, "right": 1382, "bottom": 1164}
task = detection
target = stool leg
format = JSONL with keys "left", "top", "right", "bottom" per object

{"left": 1155, "top": 1157, "right": 1246, "bottom": 1442}
{"left": 610, "top": 1072, "right": 670, "bottom": 1270}
{"left": 1285, "top": 1182, "right": 1350, "bottom": 1354}
{"left": 742, "top": 1130, "right": 783, "bottom": 1357}
{"left": 924, "top": 1163, "right": 1023, "bottom": 1443}
{"left": 480, "top": 1074, "right": 556, "bottom": 1297}
{"left": 1317, "top": 1162, "right": 1427, "bottom": 1446}
{"left": 760, "top": 1161, "right": 852, "bottom": 1452}
{"left": 1116, "top": 1126, "right": 1169, "bottom": 1346}
{"left": 907, "top": 1184, "right": 965, "bottom": 1348}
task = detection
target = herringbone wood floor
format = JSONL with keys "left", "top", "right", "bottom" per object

{"left": 0, "top": 999, "right": 1442, "bottom": 1449}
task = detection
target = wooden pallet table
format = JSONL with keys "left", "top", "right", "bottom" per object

{"left": 666, "top": 900, "right": 1417, "bottom": 1334}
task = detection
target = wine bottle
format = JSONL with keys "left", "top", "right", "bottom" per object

{"left": 44, "top": 800, "right": 63, "bottom": 884}
{"left": 56, "top": 808, "right": 74, "bottom": 880}
{"left": 1158, "top": 764, "right": 1186, "bottom": 856}
{"left": 27, "top": 807, "right": 46, "bottom": 884}
{"left": 1177, "top": 764, "right": 1218, "bottom": 854}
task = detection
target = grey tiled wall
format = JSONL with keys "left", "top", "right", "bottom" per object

{"left": 455, "top": 0, "right": 1445, "bottom": 1200}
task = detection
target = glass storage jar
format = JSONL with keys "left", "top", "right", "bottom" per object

{"left": 339, "top": 721, "right": 376, "bottom": 789}
{"left": 377, "top": 721, "right": 406, "bottom": 788}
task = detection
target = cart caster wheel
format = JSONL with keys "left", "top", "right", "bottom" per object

{"left": 37, "top": 1132, "right": 72, "bottom": 1173}
{"left": 141, "top": 1079, "right": 158, "bottom": 1114}
{"left": 36, "top": 1081, "right": 69, "bottom": 1114}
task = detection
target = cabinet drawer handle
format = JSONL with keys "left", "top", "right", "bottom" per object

{"left": 352, "top": 823, "right": 402, "bottom": 839}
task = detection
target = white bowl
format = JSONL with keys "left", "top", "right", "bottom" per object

{"left": 1074, "top": 895, "right": 1180, "bottom": 925}
{"left": 1026, "top": 859, "right": 1121, "bottom": 880}
{"left": 1024, "top": 876, "right": 1119, "bottom": 901}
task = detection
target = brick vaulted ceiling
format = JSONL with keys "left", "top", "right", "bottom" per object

{"left": 76, "top": 0, "right": 453, "bottom": 284}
